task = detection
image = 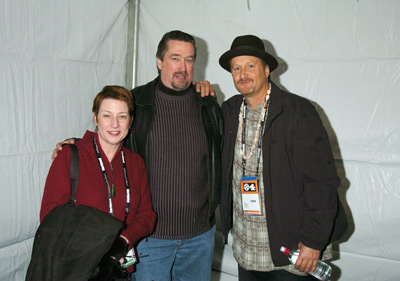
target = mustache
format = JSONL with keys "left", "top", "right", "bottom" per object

{"left": 174, "top": 71, "right": 188, "bottom": 77}
{"left": 238, "top": 78, "right": 253, "bottom": 83}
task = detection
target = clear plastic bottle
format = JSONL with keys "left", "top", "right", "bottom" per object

{"left": 280, "top": 246, "right": 332, "bottom": 281}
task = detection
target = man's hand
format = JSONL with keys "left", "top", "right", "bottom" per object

{"left": 193, "top": 80, "right": 216, "bottom": 97}
{"left": 295, "top": 242, "right": 321, "bottom": 274}
{"left": 51, "top": 139, "right": 76, "bottom": 160}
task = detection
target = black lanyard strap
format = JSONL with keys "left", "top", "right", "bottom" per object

{"left": 93, "top": 137, "right": 130, "bottom": 219}
{"left": 121, "top": 150, "right": 131, "bottom": 216}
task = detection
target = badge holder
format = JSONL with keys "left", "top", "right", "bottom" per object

{"left": 240, "top": 176, "right": 262, "bottom": 216}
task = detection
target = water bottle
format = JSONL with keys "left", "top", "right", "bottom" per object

{"left": 280, "top": 246, "right": 332, "bottom": 281}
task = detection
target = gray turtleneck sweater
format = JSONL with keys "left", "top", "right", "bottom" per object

{"left": 148, "top": 82, "right": 209, "bottom": 239}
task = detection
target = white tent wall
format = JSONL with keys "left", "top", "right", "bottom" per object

{"left": 0, "top": 0, "right": 129, "bottom": 280}
{"left": 1, "top": 0, "right": 399, "bottom": 280}
{"left": 135, "top": 0, "right": 399, "bottom": 280}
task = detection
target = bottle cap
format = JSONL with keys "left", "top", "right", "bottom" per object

{"left": 280, "top": 246, "right": 290, "bottom": 255}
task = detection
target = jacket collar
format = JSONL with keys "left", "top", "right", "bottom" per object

{"left": 91, "top": 131, "right": 124, "bottom": 162}
{"left": 264, "top": 81, "right": 283, "bottom": 131}
{"left": 133, "top": 76, "right": 159, "bottom": 106}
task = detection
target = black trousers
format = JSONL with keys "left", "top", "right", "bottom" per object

{"left": 238, "top": 264, "right": 318, "bottom": 281}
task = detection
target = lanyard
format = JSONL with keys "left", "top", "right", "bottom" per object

{"left": 93, "top": 137, "right": 130, "bottom": 219}
{"left": 241, "top": 97, "right": 270, "bottom": 177}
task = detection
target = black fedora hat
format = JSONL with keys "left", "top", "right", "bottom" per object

{"left": 219, "top": 35, "right": 278, "bottom": 73}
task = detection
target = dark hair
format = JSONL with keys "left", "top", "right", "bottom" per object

{"left": 260, "top": 59, "right": 267, "bottom": 68}
{"left": 259, "top": 59, "right": 272, "bottom": 81}
{"left": 92, "top": 85, "right": 134, "bottom": 118}
{"left": 156, "top": 30, "right": 197, "bottom": 61}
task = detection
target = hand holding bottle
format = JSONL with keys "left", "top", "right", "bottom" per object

{"left": 281, "top": 244, "right": 332, "bottom": 281}
{"left": 296, "top": 242, "right": 321, "bottom": 274}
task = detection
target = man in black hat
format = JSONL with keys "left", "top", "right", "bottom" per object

{"left": 219, "top": 35, "right": 343, "bottom": 280}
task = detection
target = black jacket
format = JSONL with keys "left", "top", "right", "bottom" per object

{"left": 125, "top": 76, "right": 223, "bottom": 226}
{"left": 26, "top": 204, "right": 124, "bottom": 281}
{"left": 220, "top": 82, "right": 346, "bottom": 266}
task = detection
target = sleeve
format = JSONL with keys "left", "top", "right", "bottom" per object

{"left": 207, "top": 96, "right": 224, "bottom": 151}
{"left": 216, "top": 101, "right": 224, "bottom": 150}
{"left": 292, "top": 103, "right": 340, "bottom": 250}
{"left": 39, "top": 145, "right": 72, "bottom": 222}
{"left": 120, "top": 154, "right": 156, "bottom": 249}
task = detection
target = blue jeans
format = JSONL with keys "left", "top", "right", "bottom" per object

{"left": 131, "top": 225, "right": 216, "bottom": 281}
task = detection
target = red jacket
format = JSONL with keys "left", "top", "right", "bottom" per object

{"left": 40, "top": 131, "right": 156, "bottom": 250}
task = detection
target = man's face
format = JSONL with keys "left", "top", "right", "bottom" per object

{"left": 230, "top": 56, "right": 269, "bottom": 97}
{"left": 157, "top": 40, "right": 195, "bottom": 90}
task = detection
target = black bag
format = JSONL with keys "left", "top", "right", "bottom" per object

{"left": 25, "top": 144, "right": 125, "bottom": 281}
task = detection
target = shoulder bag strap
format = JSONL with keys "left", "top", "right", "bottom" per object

{"left": 68, "top": 144, "right": 79, "bottom": 204}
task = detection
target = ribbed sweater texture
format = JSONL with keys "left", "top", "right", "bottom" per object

{"left": 40, "top": 131, "right": 156, "bottom": 249}
{"left": 148, "top": 85, "right": 209, "bottom": 239}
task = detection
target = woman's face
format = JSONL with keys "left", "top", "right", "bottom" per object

{"left": 93, "top": 98, "right": 132, "bottom": 151}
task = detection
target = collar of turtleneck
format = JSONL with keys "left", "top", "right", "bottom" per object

{"left": 157, "top": 79, "right": 192, "bottom": 96}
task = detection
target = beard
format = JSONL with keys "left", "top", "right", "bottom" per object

{"left": 171, "top": 71, "right": 190, "bottom": 90}
{"left": 235, "top": 79, "right": 255, "bottom": 95}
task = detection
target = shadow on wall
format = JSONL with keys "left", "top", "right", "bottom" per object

{"left": 192, "top": 35, "right": 208, "bottom": 81}
{"left": 266, "top": 37, "right": 355, "bottom": 281}
{"left": 313, "top": 105, "right": 354, "bottom": 281}
{"left": 265, "top": 38, "right": 355, "bottom": 281}
{"left": 192, "top": 35, "right": 226, "bottom": 105}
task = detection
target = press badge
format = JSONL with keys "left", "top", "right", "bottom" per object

{"left": 240, "top": 176, "right": 262, "bottom": 216}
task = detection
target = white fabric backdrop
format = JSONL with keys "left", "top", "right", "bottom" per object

{"left": 0, "top": 0, "right": 129, "bottom": 280}
{"left": 1, "top": 0, "right": 399, "bottom": 280}
{"left": 136, "top": 1, "right": 400, "bottom": 280}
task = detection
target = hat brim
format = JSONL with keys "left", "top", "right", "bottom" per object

{"left": 219, "top": 46, "right": 278, "bottom": 73}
